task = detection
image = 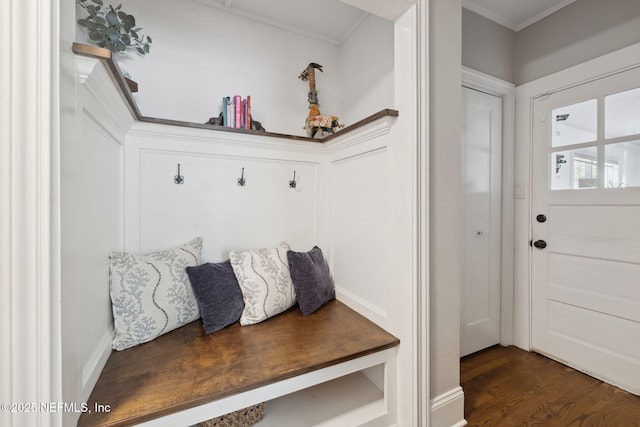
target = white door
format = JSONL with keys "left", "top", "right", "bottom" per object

{"left": 461, "top": 87, "right": 502, "bottom": 357}
{"left": 532, "top": 66, "right": 640, "bottom": 394}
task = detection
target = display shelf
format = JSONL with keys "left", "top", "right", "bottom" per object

{"left": 71, "top": 42, "right": 398, "bottom": 144}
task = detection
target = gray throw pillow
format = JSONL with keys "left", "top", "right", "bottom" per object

{"left": 109, "top": 237, "right": 202, "bottom": 350}
{"left": 186, "top": 260, "right": 245, "bottom": 334}
{"left": 287, "top": 246, "right": 335, "bottom": 316}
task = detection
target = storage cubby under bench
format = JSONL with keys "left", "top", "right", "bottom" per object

{"left": 77, "top": 300, "right": 399, "bottom": 426}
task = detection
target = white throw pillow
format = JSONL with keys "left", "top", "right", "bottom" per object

{"left": 230, "top": 242, "right": 297, "bottom": 325}
{"left": 109, "top": 237, "right": 202, "bottom": 350}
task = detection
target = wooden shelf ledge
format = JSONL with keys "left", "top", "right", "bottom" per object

{"left": 71, "top": 42, "right": 399, "bottom": 144}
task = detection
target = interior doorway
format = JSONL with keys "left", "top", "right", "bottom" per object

{"left": 461, "top": 86, "right": 502, "bottom": 356}
{"left": 460, "top": 68, "right": 515, "bottom": 357}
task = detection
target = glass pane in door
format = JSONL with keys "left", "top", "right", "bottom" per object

{"left": 605, "top": 87, "right": 640, "bottom": 139}
{"left": 551, "top": 146, "right": 598, "bottom": 190}
{"left": 552, "top": 99, "right": 597, "bottom": 148}
{"left": 604, "top": 140, "right": 640, "bottom": 187}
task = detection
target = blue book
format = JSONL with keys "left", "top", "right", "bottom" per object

{"left": 222, "top": 97, "right": 227, "bottom": 126}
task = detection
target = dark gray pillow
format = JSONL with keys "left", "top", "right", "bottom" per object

{"left": 287, "top": 246, "right": 335, "bottom": 316}
{"left": 186, "top": 260, "right": 244, "bottom": 334}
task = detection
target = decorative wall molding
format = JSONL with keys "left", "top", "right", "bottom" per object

{"left": 336, "top": 287, "right": 388, "bottom": 324}
{"left": 81, "top": 329, "right": 115, "bottom": 396}
{"left": 462, "top": 66, "right": 515, "bottom": 96}
{"left": 192, "top": 0, "right": 368, "bottom": 45}
{"left": 80, "top": 60, "right": 136, "bottom": 141}
{"left": 416, "top": 1, "right": 430, "bottom": 424}
{"left": 1, "top": 0, "right": 61, "bottom": 425}
{"left": 127, "top": 122, "right": 326, "bottom": 158}
{"left": 430, "top": 386, "right": 467, "bottom": 427}
{"left": 75, "top": 55, "right": 99, "bottom": 83}
{"left": 324, "top": 114, "right": 396, "bottom": 155}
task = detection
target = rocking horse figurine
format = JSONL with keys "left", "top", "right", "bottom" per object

{"left": 298, "top": 62, "right": 343, "bottom": 139}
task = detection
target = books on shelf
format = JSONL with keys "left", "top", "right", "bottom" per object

{"left": 221, "top": 95, "right": 251, "bottom": 129}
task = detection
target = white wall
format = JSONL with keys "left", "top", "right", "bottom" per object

{"left": 515, "top": 0, "right": 640, "bottom": 84}
{"left": 76, "top": 1, "right": 394, "bottom": 136}
{"left": 462, "top": 8, "right": 515, "bottom": 83}
{"left": 463, "top": 0, "right": 640, "bottom": 85}
{"left": 59, "top": 58, "right": 133, "bottom": 426}
{"left": 104, "top": 0, "right": 339, "bottom": 135}
{"left": 429, "top": 0, "right": 465, "bottom": 425}
{"left": 124, "top": 127, "right": 323, "bottom": 259}
{"left": 339, "top": 14, "right": 394, "bottom": 125}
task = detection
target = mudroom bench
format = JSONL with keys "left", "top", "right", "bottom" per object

{"left": 77, "top": 300, "right": 399, "bottom": 427}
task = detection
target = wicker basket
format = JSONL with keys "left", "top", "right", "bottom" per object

{"left": 198, "top": 402, "right": 267, "bottom": 427}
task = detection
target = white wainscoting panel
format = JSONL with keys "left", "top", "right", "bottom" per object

{"left": 135, "top": 150, "right": 319, "bottom": 260}
{"left": 330, "top": 147, "right": 391, "bottom": 327}
{"left": 61, "top": 58, "right": 132, "bottom": 426}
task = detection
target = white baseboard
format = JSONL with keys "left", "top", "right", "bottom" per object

{"left": 430, "top": 386, "right": 466, "bottom": 427}
{"left": 81, "top": 327, "right": 114, "bottom": 402}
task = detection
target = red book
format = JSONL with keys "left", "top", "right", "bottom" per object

{"left": 234, "top": 95, "right": 242, "bottom": 128}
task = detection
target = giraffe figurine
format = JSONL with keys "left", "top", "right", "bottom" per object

{"left": 298, "top": 62, "right": 343, "bottom": 138}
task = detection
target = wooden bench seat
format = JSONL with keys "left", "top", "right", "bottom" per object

{"left": 78, "top": 300, "right": 399, "bottom": 427}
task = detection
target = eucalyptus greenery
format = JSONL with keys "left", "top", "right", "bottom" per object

{"left": 77, "top": 0, "right": 152, "bottom": 56}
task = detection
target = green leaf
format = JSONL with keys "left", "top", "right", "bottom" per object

{"left": 77, "top": 1, "right": 151, "bottom": 57}
{"left": 105, "top": 10, "right": 119, "bottom": 26}
{"left": 88, "top": 30, "right": 103, "bottom": 41}
{"left": 105, "top": 27, "right": 119, "bottom": 41}
{"left": 80, "top": 20, "right": 99, "bottom": 31}
{"left": 77, "top": 18, "right": 92, "bottom": 28}
{"left": 123, "top": 17, "right": 134, "bottom": 33}
{"left": 115, "top": 40, "right": 127, "bottom": 52}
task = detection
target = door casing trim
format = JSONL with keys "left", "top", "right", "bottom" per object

{"left": 462, "top": 66, "right": 516, "bottom": 348}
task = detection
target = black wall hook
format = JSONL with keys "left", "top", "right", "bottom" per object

{"left": 174, "top": 163, "right": 184, "bottom": 184}
{"left": 237, "top": 167, "right": 246, "bottom": 187}
{"left": 289, "top": 171, "right": 297, "bottom": 189}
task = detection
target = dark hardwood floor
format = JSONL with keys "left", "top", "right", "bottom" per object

{"left": 461, "top": 345, "right": 640, "bottom": 426}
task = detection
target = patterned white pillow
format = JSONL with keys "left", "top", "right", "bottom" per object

{"left": 230, "top": 242, "right": 297, "bottom": 325}
{"left": 109, "top": 237, "right": 202, "bottom": 350}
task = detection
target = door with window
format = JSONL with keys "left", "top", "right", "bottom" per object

{"left": 532, "top": 67, "right": 640, "bottom": 394}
